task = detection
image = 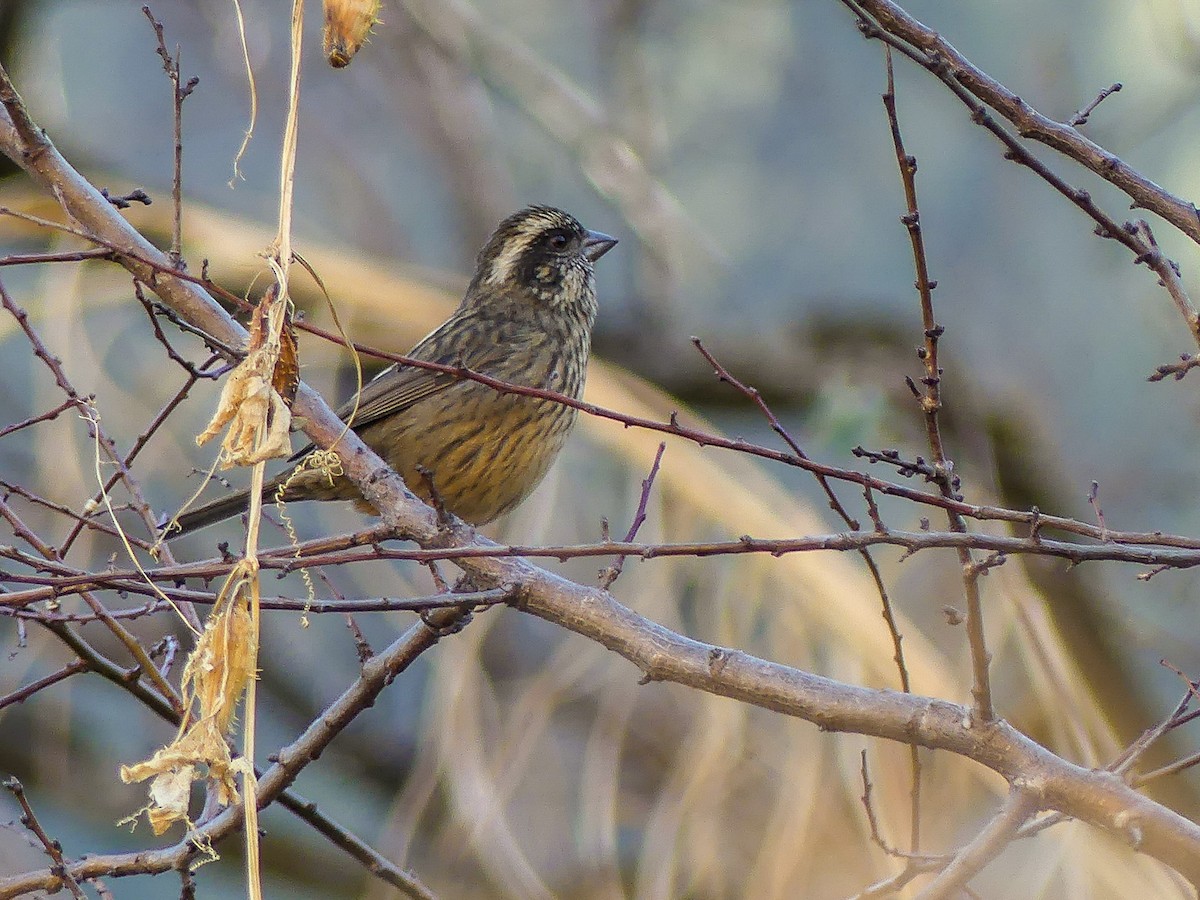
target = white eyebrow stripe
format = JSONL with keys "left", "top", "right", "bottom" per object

{"left": 484, "top": 229, "right": 537, "bottom": 286}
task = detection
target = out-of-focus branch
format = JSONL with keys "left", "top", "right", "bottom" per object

{"left": 915, "top": 789, "right": 1037, "bottom": 899}
{"left": 399, "top": 0, "right": 719, "bottom": 273}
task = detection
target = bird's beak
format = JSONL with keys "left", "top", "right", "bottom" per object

{"left": 582, "top": 230, "right": 618, "bottom": 262}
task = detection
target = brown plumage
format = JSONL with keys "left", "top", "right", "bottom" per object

{"left": 168, "top": 206, "right": 616, "bottom": 536}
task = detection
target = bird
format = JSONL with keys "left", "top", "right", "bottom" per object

{"left": 167, "top": 205, "right": 617, "bottom": 537}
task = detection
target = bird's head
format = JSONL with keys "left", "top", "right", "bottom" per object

{"left": 468, "top": 206, "right": 617, "bottom": 315}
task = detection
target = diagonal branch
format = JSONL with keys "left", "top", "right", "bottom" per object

{"left": 846, "top": 0, "right": 1200, "bottom": 245}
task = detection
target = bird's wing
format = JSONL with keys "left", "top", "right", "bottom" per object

{"left": 289, "top": 310, "right": 509, "bottom": 461}
{"left": 335, "top": 362, "right": 454, "bottom": 430}
{"left": 287, "top": 364, "right": 454, "bottom": 463}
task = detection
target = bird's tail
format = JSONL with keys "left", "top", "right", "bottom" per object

{"left": 164, "top": 483, "right": 271, "bottom": 538}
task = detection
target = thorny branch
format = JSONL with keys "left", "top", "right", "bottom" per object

{"left": 882, "top": 50, "right": 993, "bottom": 724}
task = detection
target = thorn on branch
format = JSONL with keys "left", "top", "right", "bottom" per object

{"left": 1136, "top": 564, "right": 1170, "bottom": 582}
{"left": 415, "top": 464, "right": 451, "bottom": 529}
{"left": 100, "top": 188, "right": 152, "bottom": 210}
{"left": 1088, "top": 480, "right": 1109, "bottom": 540}
{"left": 1149, "top": 354, "right": 1197, "bottom": 382}
{"left": 345, "top": 614, "right": 374, "bottom": 665}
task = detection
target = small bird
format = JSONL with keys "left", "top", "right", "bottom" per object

{"left": 168, "top": 206, "right": 616, "bottom": 536}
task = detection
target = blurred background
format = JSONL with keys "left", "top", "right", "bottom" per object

{"left": 3, "top": 0, "right": 1200, "bottom": 897}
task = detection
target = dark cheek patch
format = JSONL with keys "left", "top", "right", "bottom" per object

{"left": 522, "top": 254, "right": 562, "bottom": 287}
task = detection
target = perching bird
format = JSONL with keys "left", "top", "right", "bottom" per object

{"left": 168, "top": 205, "right": 616, "bottom": 536}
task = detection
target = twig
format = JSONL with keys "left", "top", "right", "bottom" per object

{"left": 134, "top": 282, "right": 227, "bottom": 379}
{"left": 882, "top": 49, "right": 992, "bottom": 724}
{"left": 860, "top": 750, "right": 898, "bottom": 856}
{"left": 414, "top": 464, "right": 451, "bottom": 528}
{"left": 0, "top": 248, "right": 116, "bottom": 266}
{"left": 599, "top": 442, "right": 665, "bottom": 588}
{"left": 14, "top": 521, "right": 1200, "bottom": 604}
{"left": 1068, "top": 82, "right": 1122, "bottom": 127}
{"left": 914, "top": 789, "right": 1037, "bottom": 900}
{"left": 272, "top": 788, "right": 436, "bottom": 899}
{"left": 1088, "top": 480, "right": 1108, "bottom": 541}
{"left": 100, "top": 188, "right": 152, "bottom": 209}
{"left": 695, "top": 335, "right": 922, "bottom": 845}
{"left": 3, "top": 777, "right": 88, "bottom": 900}
{"left": 1130, "top": 220, "right": 1200, "bottom": 347}
{"left": 0, "top": 398, "right": 78, "bottom": 439}
{"left": 0, "top": 659, "right": 88, "bottom": 710}
{"left": 143, "top": 5, "right": 199, "bottom": 269}
{"left": 1148, "top": 353, "right": 1200, "bottom": 383}
{"left": 0, "top": 479, "right": 155, "bottom": 549}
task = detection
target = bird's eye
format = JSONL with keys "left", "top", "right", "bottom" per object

{"left": 547, "top": 232, "right": 570, "bottom": 251}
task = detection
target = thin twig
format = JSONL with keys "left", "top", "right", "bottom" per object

{"left": 3, "top": 778, "right": 88, "bottom": 900}
{"left": 883, "top": 49, "right": 992, "bottom": 724}
{"left": 599, "top": 441, "right": 665, "bottom": 588}
{"left": 13, "top": 522, "right": 1200, "bottom": 605}
{"left": 0, "top": 248, "right": 116, "bottom": 266}
{"left": 1068, "top": 83, "right": 1122, "bottom": 127}
{"left": 0, "top": 398, "right": 78, "bottom": 439}
{"left": 914, "top": 789, "right": 1037, "bottom": 900}
{"left": 694, "top": 335, "right": 922, "bottom": 846}
{"left": 0, "top": 660, "right": 88, "bottom": 711}
{"left": 143, "top": 5, "right": 198, "bottom": 269}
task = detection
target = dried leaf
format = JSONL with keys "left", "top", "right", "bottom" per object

{"left": 274, "top": 314, "right": 300, "bottom": 407}
{"left": 120, "top": 563, "right": 260, "bottom": 834}
{"left": 323, "top": 0, "right": 381, "bottom": 68}
{"left": 196, "top": 286, "right": 294, "bottom": 467}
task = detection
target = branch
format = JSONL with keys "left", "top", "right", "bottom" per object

{"left": 0, "top": 623, "right": 442, "bottom": 900}
{"left": 847, "top": 0, "right": 1200, "bottom": 245}
{"left": 915, "top": 789, "right": 1037, "bottom": 899}
{"left": 882, "top": 49, "right": 992, "bottom": 723}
